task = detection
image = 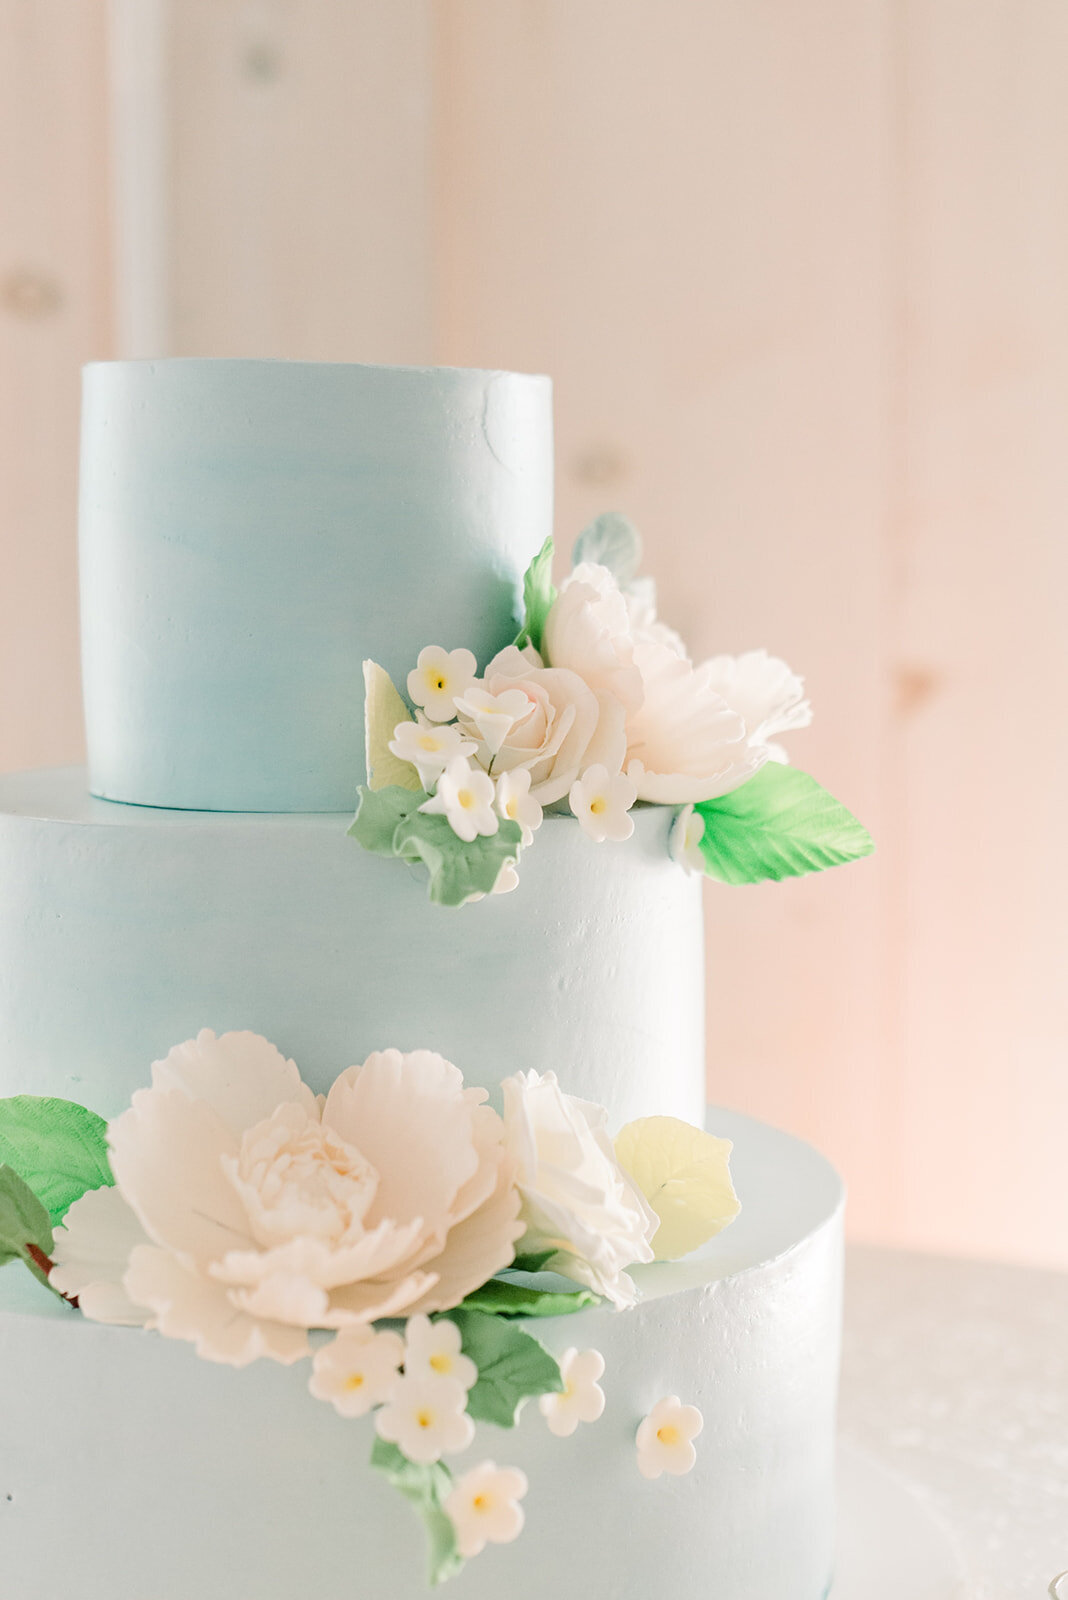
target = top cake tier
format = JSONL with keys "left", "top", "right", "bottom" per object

{"left": 79, "top": 360, "right": 553, "bottom": 812}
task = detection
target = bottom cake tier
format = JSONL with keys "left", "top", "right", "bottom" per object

{"left": 0, "top": 1109, "right": 841, "bottom": 1600}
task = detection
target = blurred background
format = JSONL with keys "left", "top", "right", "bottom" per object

{"left": 1, "top": 1, "right": 1065, "bottom": 1269}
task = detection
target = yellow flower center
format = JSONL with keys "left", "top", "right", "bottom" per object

{"left": 589, "top": 797, "right": 607, "bottom": 815}
{"left": 416, "top": 1409, "right": 435, "bottom": 1429}
{"left": 419, "top": 734, "right": 439, "bottom": 751}
{"left": 429, "top": 1353, "right": 452, "bottom": 1375}
{"left": 431, "top": 675, "right": 447, "bottom": 692}
{"left": 657, "top": 1424, "right": 680, "bottom": 1446}
{"left": 344, "top": 1372, "right": 364, "bottom": 1391}
{"left": 458, "top": 788, "right": 476, "bottom": 810}
{"left": 506, "top": 800, "right": 518, "bottom": 819}
{"left": 472, "top": 1494, "right": 491, "bottom": 1513}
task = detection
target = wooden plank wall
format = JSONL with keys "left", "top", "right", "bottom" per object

{"left": 0, "top": 0, "right": 1065, "bottom": 1266}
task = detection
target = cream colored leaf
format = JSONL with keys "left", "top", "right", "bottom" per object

{"left": 614, "top": 1116, "right": 740, "bottom": 1260}
{"left": 363, "top": 660, "right": 421, "bottom": 792}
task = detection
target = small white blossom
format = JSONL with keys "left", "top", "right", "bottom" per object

{"left": 375, "top": 1372, "right": 475, "bottom": 1465}
{"left": 539, "top": 1347, "right": 606, "bottom": 1438}
{"left": 403, "top": 1314, "right": 478, "bottom": 1391}
{"left": 308, "top": 1325, "right": 405, "bottom": 1418}
{"left": 494, "top": 768, "right": 543, "bottom": 847}
{"left": 389, "top": 717, "right": 476, "bottom": 790}
{"left": 569, "top": 763, "right": 637, "bottom": 843}
{"left": 669, "top": 804, "right": 706, "bottom": 876}
{"left": 407, "top": 646, "right": 478, "bottom": 723}
{"left": 454, "top": 685, "right": 535, "bottom": 758}
{"left": 636, "top": 1395, "right": 703, "bottom": 1480}
{"left": 420, "top": 756, "right": 500, "bottom": 843}
{"left": 445, "top": 1462, "right": 528, "bottom": 1559}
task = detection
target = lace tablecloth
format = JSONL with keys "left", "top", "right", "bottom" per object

{"left": 840, "top": 1246, "right": 1068, "bottom": 1598}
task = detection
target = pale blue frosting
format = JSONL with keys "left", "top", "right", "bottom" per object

{"left": 0, "top": 1110, "right": 842, "bottom": 1600}
{"left": 79, "top": 360, "right": 553, "bottom": 811}
{"left": 0, "top": 768, "right": 705, "bottom": 1128}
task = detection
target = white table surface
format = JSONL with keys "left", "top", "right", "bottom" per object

{"left": 840, "top": 1245, "right": 1068, "bottom": 1598}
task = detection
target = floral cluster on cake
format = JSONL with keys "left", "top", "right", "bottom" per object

{"left": 349, "top": 514, "right": 873, "bottom": 905}
{"left": 0, "top": 1030, "right": 739, "bottom": 1585}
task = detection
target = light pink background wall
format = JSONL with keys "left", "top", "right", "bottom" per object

{"left": 2, "top": 0, "right": 1066, "bottom": 1268}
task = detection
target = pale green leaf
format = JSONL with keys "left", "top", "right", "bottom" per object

{"left": 572, "top": 511, "right": 643, "bottom": 584}
{"left": 0, "top": 1096, "right": 112, "bottom": 1225}
{"left": 363, "top": 660, "right": 422, "bottom": 792}
{"left": 459, "top": 1276, "right": 598, "bottom": 1318}
{"left": 370, "top": 1439, "right": 463, "bottom": 1587}
{"left": 392, "top": 811, "right": 522, "bottom": 908}
{"left": 0, "top": 1164, "right": 58, "bottom": 1292}
{"left": 442, "top": 1308, "right": 563, "bottom": 1426}
{"left": 695, "top": 764, "right": 874, "bottom": 885}
{"left": 615, "top": 1116, "right": 740, "bottom": 1259}
{"left": 347, "top": 784, "right": 428, "bottom": 856}
{"left": 513, "top": 536, "right": 556, "bottom": 654}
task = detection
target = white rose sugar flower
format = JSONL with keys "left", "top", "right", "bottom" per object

{"left": 403, "top": 1313, "right": 478, "bottom": 1391}
{"left": 407, "top": 645, "right": 478, "bottom": 723}
{"left": 389, "top": 717, "right": 476, "bottom": 790}
{"left": 445, "top": 1462, "right": 528, "bottom": 1559}
{"left": 569, "top": 763, "right": 637, "bottom": 843}
{"left": 375, "top": 1371, "right": 475, "bottom": 1465}
{"left": 494, "top": 768, "right": 543, "bottom": 847}
{"left": 308, "top": 1324, "right": 405, "bottom": 1418}
{"left": 636, "top": 1395, "right": 704, "bottom": 1480}
{"left": 539, "top": 1347, "right": 606, "bottom": 1438}
{"left": 420, "top": 756, "right": 500, "bottom": 842}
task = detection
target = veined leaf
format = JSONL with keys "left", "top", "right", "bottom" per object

{"left": 441, "top": 1308, "right": 563, "bottom": 1427}
{"left": 513, "top": 536, "right": 556, "bottom": 655}
{"left": 348, "top": 785, "right": 428, "bottom": 856}
{"left": 0, "top": 1164, "right": 58, "bottom": 1293}
{"left": 369, "top": 1439, "right": 463, "bottom": 1587}
{"left": 0, "top": 1096, "right": 112, "bottom": 1225}
{"left": 615, "top": 1115, "right": 740, "bottom": 1259}
{"left": 571, "top": 511, "right": 643, "bottom": 584}
{"left": 392, "top": 811, "right": 522, "bottom": 908}
{"left": 363, "top": 660, "right": 421, "bottom": 793}
{"left": 695, "top": 764, "right": 874, "bottom": 885}
{"left": 459, "top": 1276, "right": 598, "bottom": 1319}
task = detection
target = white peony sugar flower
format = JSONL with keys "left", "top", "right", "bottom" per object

{"left": 625, "top": 639, "right": 767, "bottom": 804}
{"left": 51, "top": 1032, "right": 523, "bottom": 1366}
{"left": 407, "top": 645, "right": 478, "bottom": 723}
{"left": 494, "top": 768, "right": 543, "bottom": 847}
{"left": 700, "top": 649, "right": 811, "bottom": 757}
{"left": 539, "top": 1347, "right": 606, "bottom": 1438}
{"left": 501, "top": 1070, "right": 657, "bottom": 1310}
{"left": 541, "top": 563, "right": 644, "bottom": 713}
{"left": 388, "top": 717, "right": 476, "bottom": 790}
{"left": 420, "top": 756, "right": 500, "bottom": 843}
{"left": 569, "top": 764, "right": 637, "bottom": 843}
{"left": 636, "top": 1396, "right": 704, "bottom": 1480}
{"left": 445, "top": 1462, "right": 528, "bottom": 1559}
{"left": 375, "top": 1371, "right": 475, "bottom": 1465}
{"left": 403, "top": 1313, "right": 478, "bottom": 1391}
{"left": 309, "top": 1324, "right": 405, "bottom": 1418}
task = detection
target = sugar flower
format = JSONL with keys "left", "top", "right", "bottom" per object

{"left": 569, "top": 764, "right": 637, "bottom": 843}
{"left": 636, "top": 1396, "right": 703, "bottom": 1479}
{"left": 375, "top": 1371, "right": 475, "bottom": 1465}
{"left": 445, "top": 1462, "right": 528, "bottom": 1559}
{"left": 541, "top": 563, "right": 644, "bottom": 712}
{"left": 700, "top": 649, "right": 811, "bottom": 756}
{"left": 403, "top": 1313, "right": 478, "bottom": 1391}
{"left": 539, "top": 1347, "right": 606, "bottom": 1438}
{"left": 453, "top": 685, "right": 535, "bottom": 758}
{"left": 52, "top": 1032, "right": 523, "bottom": 1366}
{"left": 420, "top": 756, "right": 500, "bottom": 843}
{"left": 457, "top": 645, "right": 625, "bottom": 805}
{"left": 309, "top": 1324, "right": 405, "bottom": 1418}
{"left": 625, "top": 638, "right": 767, "bottom": 804}
{"left": 388, "top": 717, "right": 476, "bottom": 790}
{"left": 501, "top": 1070, "right": 657, "bottom": 1310}
{"left": 494, "top": 768, "right": 543, "bottom": 847}
{"left": 669, "top": 804, "right": 706, "bottom": 876}
{"left": 615, "top": 1116, "right": 740, "bottom": 1260}
{"left": 407, "top": 645, "right": 478, "bottom": 723}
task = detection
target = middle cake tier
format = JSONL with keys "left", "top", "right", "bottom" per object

{"left": 0, "top": 768, "right": 705, "bottom": 1126}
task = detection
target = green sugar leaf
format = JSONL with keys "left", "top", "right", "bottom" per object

{"left": 0, "top": 1164, "right": 57, "bottom": 1292}
{"left": 459, "top": 1276, "right": 599, "bottom": 1319}
{"left": 370, "top": 1439, "right": 463, "bottom": 1587}
{"left": 513, "top": 536, "right": 556, "bottom": 655}
{"left": 0, "top": 1096, "right": 112, "bottom": 1225}
{"left": 571, "top": 511, "right": 643, "bottom": 584}
{"left": 392, "top": 811, "right": 523, "bottom": 909}
{"left": 694, "top": 764, "right": 875, "bottom": 885}
{"left": 509, "top": 1249, "right": 559, "bottom": 1275}
{"left": 442, "top": 1308, "right": 563, "bottom": 1427}
{"left": 348, "top": 784, "right": 428, "bottom": 856}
